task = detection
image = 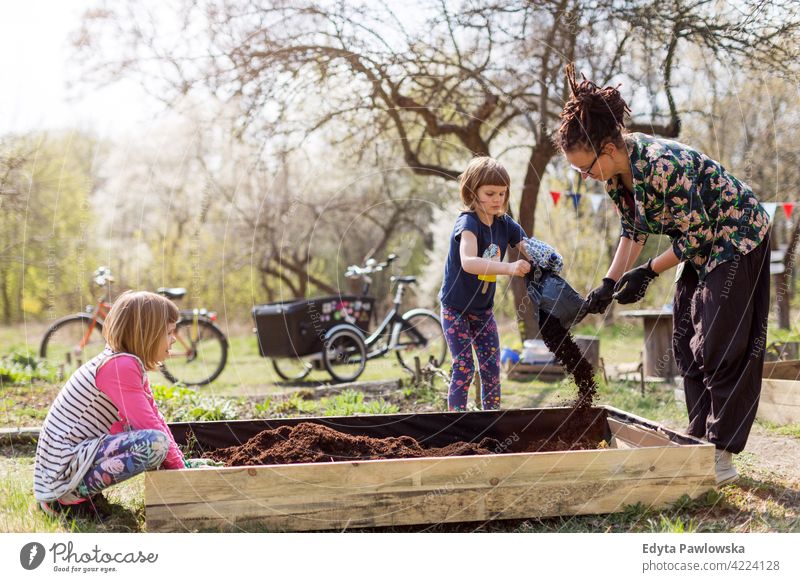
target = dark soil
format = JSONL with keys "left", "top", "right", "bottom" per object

{"left": 205, "top": 420, "right": 604, "bottom": 467}
{"left": 521, "top": 406, "right": 608, "bottom": 453}
{"left": 538, "top": 311, "right": 598, "bottom": 408}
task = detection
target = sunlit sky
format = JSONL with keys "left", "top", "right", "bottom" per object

{"left": 0, "top": 1, "right": 163, "bottom": 136}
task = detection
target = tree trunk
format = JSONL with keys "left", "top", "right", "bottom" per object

{"left": 604, "top": 236, "right": 618, "bottom": 325}
{"left": 776, "top": 219, "right": 800, "bottom": 329}
{"left": 0, "top": 271, "right": 11, "bottom": 326}
{"left": 510, "top": 140, "right": 558, "bottom": 340}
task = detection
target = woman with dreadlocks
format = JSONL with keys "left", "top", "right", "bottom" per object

{"left": 558, "top": 64, "right": 771, "bottom": 486}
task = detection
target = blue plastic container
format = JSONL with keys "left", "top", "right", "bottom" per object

{"left": 500, "top": 347, "right": 520, "bottom": 365}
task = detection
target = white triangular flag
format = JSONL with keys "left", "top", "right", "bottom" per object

{"left": 762, "top": 202, "right": 778, "bottom": 223}
{"left": 590, "top": 194, "right": 604, "bottom": 213}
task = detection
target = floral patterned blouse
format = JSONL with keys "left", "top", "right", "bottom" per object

{"left": 606, "top": 132, "right": 770, "bottom": 279}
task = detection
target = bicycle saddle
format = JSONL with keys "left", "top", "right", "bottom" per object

{"left": 391, "top": 276, "right": 417, "bottom": 284}
{"left": 156, "top": 287, "right": 187, "bottom": 300}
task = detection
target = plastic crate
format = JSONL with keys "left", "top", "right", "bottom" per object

{"left": 252, "top": 295, "right": 374, "bottom": 358}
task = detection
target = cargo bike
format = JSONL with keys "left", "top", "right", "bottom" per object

{"left": 253, "top": 254, "right": 448, "bottom": 382}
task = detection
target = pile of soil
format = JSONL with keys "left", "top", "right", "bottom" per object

{"left": 538, "top": 311, "right": 598, "bottom": 408}
{"left": 205, "top": 420, "right": 603, "bottom": 467}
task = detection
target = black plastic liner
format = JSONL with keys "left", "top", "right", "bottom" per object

{"left": 169, "top": 407, "right": 615, "bottom": 456}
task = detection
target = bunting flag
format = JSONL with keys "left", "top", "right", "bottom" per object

{"left": 542, "top": 193, "right": 797, "bottom": 222}
{"left": 762, "top": 202, "right": 778, "bottom": 222}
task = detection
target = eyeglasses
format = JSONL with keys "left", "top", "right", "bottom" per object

{"left": 570, "top": 149, "right": 602, "bottom": 176}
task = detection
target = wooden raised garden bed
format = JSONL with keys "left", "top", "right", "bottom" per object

{"left": 145, "top": 406, "right": 715, "bottom": 532}
{"left": 759, "top": 360, "right": 800, "bottom": 424}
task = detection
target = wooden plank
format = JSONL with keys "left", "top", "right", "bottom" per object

{"left": 604, "top": 405, "right": 707, "bottom": 446}
{"left": 146, "top": 476, "right": 714, "bottom": 532}
{"left": 252, "top": 380, "right": 401, "bottom": 403}
{"left": 507, "top": 371, "right": 565, "bottom": 382}
{"left": 145, "top": 445, "right": 714, "bottom": 531}
{"left": 619, "top": 310, "right": 673, "bottom": 318}
{"left": 760, "top": 379, "right": 800, "bottom": 406}
{"left": 508, "top": 362, "right": 563, "bottom": 373}
{"left": 507, "top": 361, "right": 564, "bottom": 381}
{"left": 608, "top": 418, "right": 677, "bottom": 448}
{"left": 763, "top": 360, "right": 800, "bottom": 380}
{"left": 146, "top": 444, "right": 712, "bottom": 505}
{"left": 757, "top": 378, "right": 800, "bottom": 423}
{"left": 0, "top": 427, "right": 40, "bottom": 445}
{"left": 757, "top": 401, "right": 800, "bottom": 425}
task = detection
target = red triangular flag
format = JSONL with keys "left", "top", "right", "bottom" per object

{"left": 782, "top": 202, "right": 794, "bottom": 218}
{"left": 550, "top": 190, "right": 561, "bottom": 206}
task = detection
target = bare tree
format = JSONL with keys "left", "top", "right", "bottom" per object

{"left": 682, "top": 66, "right": 800, "bottom": 329}
{"left": 74, "top": 0, "right": 800, "bottom": 337}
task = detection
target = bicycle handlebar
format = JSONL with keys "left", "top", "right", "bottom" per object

{"left": 345, "top": 253, "right": 398, "bottom": 279}
{"left": 93, "top": 266, "right": 115, "bottom": 287}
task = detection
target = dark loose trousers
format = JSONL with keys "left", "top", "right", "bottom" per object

{"left": 672, "top": 235, "right": 771, "bottom": 454}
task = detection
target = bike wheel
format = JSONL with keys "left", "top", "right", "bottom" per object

{"left": 322, "top": 327, "right": 367, "bottom": 383}
{"left": 272, "top": 357, "right": 313, "bottom": 381}
{"left": 40, "top": 315, "right": 105, "bottom": 379}
{"left": 395, "top": 311, "right": 448, "bottom": 372}
{"left": 160, "top": 318, "right": 228, "bottom": 386}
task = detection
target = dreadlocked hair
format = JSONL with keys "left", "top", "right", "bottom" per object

{"left": 558, "top": 63, "right": 631, "bottom": 153}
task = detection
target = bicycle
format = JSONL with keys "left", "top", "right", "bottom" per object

{"left": 253, "top": 254, "right": 448, "bottom": 383}
{"left": 39, "top": 266, "right": 228, "bottom": 386}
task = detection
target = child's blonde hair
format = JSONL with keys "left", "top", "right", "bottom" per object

{"left": 459, "top": 156, "right": 510, "bottom": 214}
{"left": 102, "top": 291, "right": 180, "bottom": 370}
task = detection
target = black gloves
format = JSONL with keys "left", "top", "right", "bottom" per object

{"left": 613, "top": 260, "right": 659, "bottom": 304}
{"left": 578, "top": 260, "right": 659, "bottom": 320}
{"left": 582, "top": 277, "right": 617, "bottom": 315}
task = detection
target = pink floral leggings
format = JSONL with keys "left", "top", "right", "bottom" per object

{"left": 75, "top": 429, "right": 170, "bottom": 497}
{"left": 441, "top": 305, "right": 501, "bottom": 411}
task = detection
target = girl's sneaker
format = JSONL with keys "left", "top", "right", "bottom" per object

{"left": 40, "top": 493, "right": 114, "bottom": 521}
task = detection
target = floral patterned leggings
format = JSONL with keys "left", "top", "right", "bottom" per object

{"left": 75, "top": 429, "right": 170, "bottom": 498}
{"left": 441, "top": 305, "right": 501, "bottom": 411}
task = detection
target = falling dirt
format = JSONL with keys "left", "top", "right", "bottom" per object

{"left": 538, "top": 311, "right": 598, "bottom": 408}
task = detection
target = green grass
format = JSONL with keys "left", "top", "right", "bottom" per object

{"left": 151, "top": 383, "right": 243, "bottom": 422}
{"left": 756, "top": 420, "right": 800, "bottom": 439}
{"left": 1, "top": 384, "right": 60, "bottom": 427}
{"left": 0, "top": 443, "right": 145, "bottom": 533}
{"left": 321, "top": 389, "right": 399, "bottom": 416}
{"left": 0, "top": 350, "right": 58, "bottom": 385}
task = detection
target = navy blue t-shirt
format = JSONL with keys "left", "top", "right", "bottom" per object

{"left": 439, "top": 212, "right": 527, "bottom": 313}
